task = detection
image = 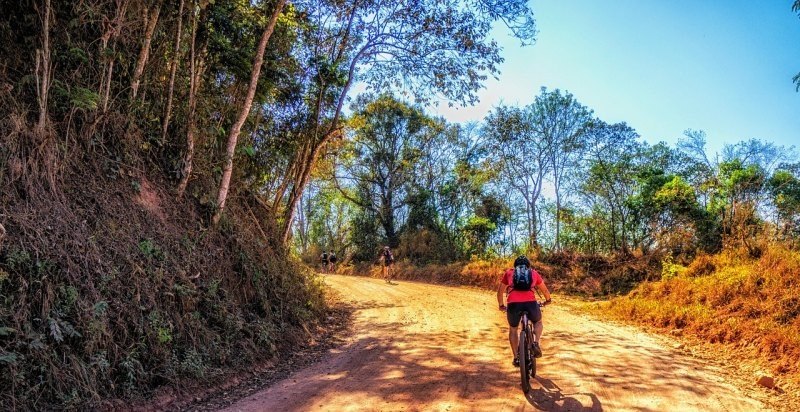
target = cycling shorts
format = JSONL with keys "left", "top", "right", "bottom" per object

{"left": 506, "top": 301, "right": 541, "bottom": 327}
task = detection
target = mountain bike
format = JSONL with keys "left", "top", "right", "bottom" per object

{"left": 518, "top": 301, "right": 546, "bottom": 393}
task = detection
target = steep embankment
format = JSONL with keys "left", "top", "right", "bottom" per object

{"left": 0, "top": 169, "right": 325, "bottom": 410}
{"left": 600, "top": 247, "right": 800, "bottom": 404}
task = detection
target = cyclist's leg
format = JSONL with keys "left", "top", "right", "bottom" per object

{"left": 506, "top": 303, "right": 523, "bottom": 358}
{"left": 534, "top": 319, "right": 543, "bottom": 342}
{"left": 509, "top": 326, "right": 519, "bottom": 358}
{"left": 525, "top": 302, "right": 544, "bottom": 357}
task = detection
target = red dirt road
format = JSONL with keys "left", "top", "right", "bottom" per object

{"left": 222, "top": 275, "right": 767, "bottom": 411}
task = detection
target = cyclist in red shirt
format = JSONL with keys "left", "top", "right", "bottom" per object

{"left": 497, "top": 255, "right": 552, "bottom": 366}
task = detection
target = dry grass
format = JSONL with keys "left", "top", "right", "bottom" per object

{"left": 339, "top": 259, "right": 512, "bottom": 290}
{"left": 600, "top": 245, "right": 800, "bottom": 385}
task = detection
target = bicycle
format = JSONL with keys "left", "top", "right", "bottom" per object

{"left": 518, "top": 300, "right": 547, "bottom": 393}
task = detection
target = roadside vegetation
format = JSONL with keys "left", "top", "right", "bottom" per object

{"left": 300, "top": 6, "right": 800, "bottom": 394}
{"left": 2, "top": 0, "right": 799, "bottom": 409}
{"left": 0, "top": 0, "right": 536, "bottom": 409}
{"left": 604, "top": 245, "right": 800, "bottom": 383}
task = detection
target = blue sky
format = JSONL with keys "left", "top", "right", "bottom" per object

{"left": 432, "top": 0, "right": 800, "bottom": 156}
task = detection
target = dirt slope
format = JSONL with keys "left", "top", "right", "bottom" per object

{"left": 222, "top": 275, "right": 768, "bottom": 411}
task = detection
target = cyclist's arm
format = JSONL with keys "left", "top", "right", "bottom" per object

{"left": 496, "top": 281, "right": 507, "bottom": 308}
{"left": 535, "top": 282, "right": 552, "bottom": 302}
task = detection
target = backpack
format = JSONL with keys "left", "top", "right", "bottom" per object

{"left": 512, "top": 265, "right": 533, "bottom": 291}
{"left": 383, "top": 249, "right": 394, "bottom": 263}
{"left": 321, "top": 252, "right": 328, "bottom": 261}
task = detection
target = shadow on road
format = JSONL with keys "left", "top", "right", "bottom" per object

{"left": 527, "top": 376, "right": 603, "bottom": 411}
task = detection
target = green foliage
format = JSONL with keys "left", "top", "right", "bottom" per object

{"left": 661, "top": 256, "right": 686, "bottom": 280}
{"left": 69, "top": 87, "right": 100, "bottom": 110}
{"left": 138, "top": 238, "right": 164, "bottom": 261}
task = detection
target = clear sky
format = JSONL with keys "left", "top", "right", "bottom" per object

{"left": 432, "top": 0, "right": 800, "bottom": 155}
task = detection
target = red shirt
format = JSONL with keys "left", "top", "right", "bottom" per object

{"left": 501, "top": 268, "right": 543, "bottom": 303}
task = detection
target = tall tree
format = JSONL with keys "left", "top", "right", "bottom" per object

{"left": 160, "top": 0, "right": 185, "bottom": 144}
{"left": 530, "top": 87, "right": 592, "bottom": 251}
{"left": 213, "top": 0, "right": 286, "bottom": 224}
{"left": 275, "top": 0, "right": 537, "bottom": 243}
{"left": 130, "top": 0, "right": 163, "bottom": 100}
{"left": 483, "top": 105, "right": 549, "bottom": 249}
{"left": 337, "top": 95, "right": 441, "bottom": 248}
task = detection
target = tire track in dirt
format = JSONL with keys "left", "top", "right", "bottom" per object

{"left": 222, "top": 275, "right": 767, "bottom": 411}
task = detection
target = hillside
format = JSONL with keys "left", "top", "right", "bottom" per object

{"left": 0, "top": 165, "right": 325, "bottom": 409}
{"left": 600, "top": 246, "right": 800, "bottom": 396}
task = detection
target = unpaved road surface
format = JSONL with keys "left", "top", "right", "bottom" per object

{"left": 223, "top": 275, "right": 767, "bottom": 411}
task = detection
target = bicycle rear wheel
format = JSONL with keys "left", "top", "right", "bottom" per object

{"left": 528, "top": 323, "right": 537, "bottom": 378}
{"left": 519, "top": 325, "right": 531, "bottom": 393}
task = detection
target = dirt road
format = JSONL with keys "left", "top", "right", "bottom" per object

{"left": 222, "top": 275, "right": 767, "bottom": 411}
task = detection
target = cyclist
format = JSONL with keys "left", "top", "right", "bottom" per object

{"left": 497, "top": 255, "right": 552, "bottom": 366}
{"left": 379, "top": 246, "right": 394, "bottom": 282}
{"left": 320, "top": 251, "right": 329, "bottom": 274}
{"left": 328, "top": 252, "right": 338, "bottom": 273}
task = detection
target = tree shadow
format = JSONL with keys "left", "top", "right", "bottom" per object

{"left": 226, "top": 297, "right": 606, "bottom": 411}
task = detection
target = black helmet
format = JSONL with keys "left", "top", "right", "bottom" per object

{"left": 514, "top": 255, "right": 530, "bottom": 268}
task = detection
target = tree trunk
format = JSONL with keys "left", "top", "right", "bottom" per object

{"left": 177, "top": 1, "right": 201, "bottom": 198}
{"left": 98, "top": 0, "right": 129, "bottom": 114}
{"left": 35, "top": 0, "right": 52, "bottom": 134}
{"left": 280, "top": 135, "right": 326, "bottom": 243}
{"left": 130, "top": 1, "right": 162, "bottom": 100}
{"left": 278, "top": 42, "right": 365, "bottom": 242}
{"left": 213, "top": 0, "right": 286, "bottom": 225}
{"left": 161, "top": 0, "right": 185, "bottom": 144}
{"left": 554, "top": 184, "right": 561, "bottom": 251}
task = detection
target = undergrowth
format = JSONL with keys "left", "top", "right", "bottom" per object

{"left": 339, "top": 250, "right": 659, "bottom": 296}
{"left": 600, "top": 245, "right": 800, "bottom": 384}
{"left": 0, "top": 169, "right": 326, "bottom": 410}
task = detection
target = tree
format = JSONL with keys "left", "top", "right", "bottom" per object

{"left": 768, "top": 165, "right": 800, "bottom": 245}
{"left": 794, "top": 1, "right": 800, "bottom": 90}
{"left": 483, "top": 105, "right": 548, "bottom": 249}
{"left": 130, "top": 0, "right": 163, "bottom": 100}
{"left": 530, "top": 87, "right": 592, "bottom": 251}
{"left": 337, "top": 94, "right": 441, "bottom": 248}
{"left": 579, "top": 121, "right": 643, "bottom": 253}
{"left": 213, "top": 0, "right": 286, "bottom": 224}
{"left": 275, "top": 0, "right": 537, "bottom": 243}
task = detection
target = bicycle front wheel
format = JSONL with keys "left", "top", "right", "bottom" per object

{"left": 519, "top": 326, "right": 531, "bottom": 393}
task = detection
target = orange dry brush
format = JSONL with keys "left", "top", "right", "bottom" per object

{"left": 603, "top": 245, "right": 800, "bottom": 388}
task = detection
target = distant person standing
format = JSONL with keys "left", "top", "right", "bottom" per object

{"left": 328, "top": 252, "right": 338, "bottom": 273}
{"left": 379, "top": 246, "right": 395, "bottom": 283}
{"left": 320, "top": 251, "right": 329, "bottom": 274}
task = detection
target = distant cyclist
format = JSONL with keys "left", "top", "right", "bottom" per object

{"left": 379, "top": 246, "right": 394, "bottom": 282}
{"left": 328, "top": 252, "right": 338, "bottom": 273}
{"left": 497, "top": 255, "right": 552, "bottom": 366}
{"left": 320, "top": 251, "right": 329, "bottom": 274}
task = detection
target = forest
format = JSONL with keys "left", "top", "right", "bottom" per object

{"left": 0, "top": 0, "right": 798, "bottom": 409}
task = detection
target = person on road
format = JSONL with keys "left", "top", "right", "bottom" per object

{"left": 497, "top": 255, "right": 552, "bottom": 366}
{"left": 379, "top": 246, "right": 394, "bottom": 283}
{"left": 328, "top": 252, "right": 338, "bottom": 273}
{"left": 320, "top": 251, "right": 329, "bottom": 274}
